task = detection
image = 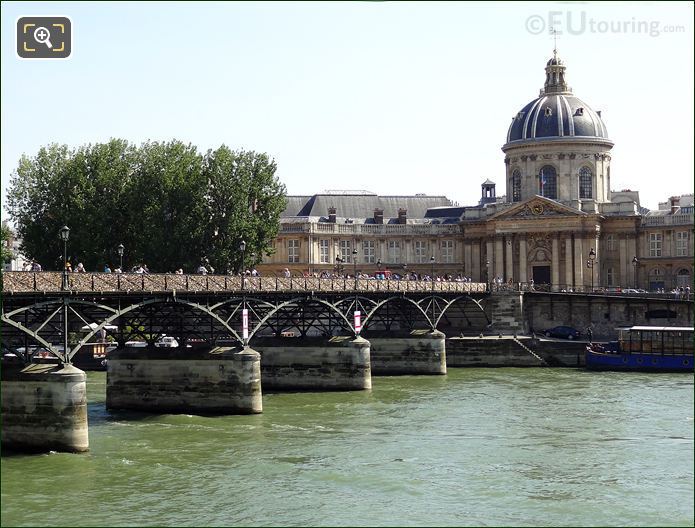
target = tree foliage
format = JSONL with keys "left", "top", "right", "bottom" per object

{"left": 6, "top": 140, "right": 287, "bottom": 273}
{"left": 1, "top": 223, "right": 14, "bottom": 269}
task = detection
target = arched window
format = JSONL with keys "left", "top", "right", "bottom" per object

{"left": 512, "top": 169, "right": 521, "bottom": 202}
{"left": 539, "top": 165, "right": 557, "bottom": 199}
{"left": 648, "top": 267, "right": 664, "bottom": 291}
{"left": 579, "top": 167, "right": 592, "bottom": 199}
{"left": 676, "top": 268, "right": 691, "bottom": 288}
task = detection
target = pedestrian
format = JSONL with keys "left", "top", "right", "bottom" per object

{"left": 104, "top": 264, "right": 111, "bottom": 273}
{"left": 196, "top": 263, "right": 207, "bottom": 275}
{"left": 76, "top": 262, "right": 85, "bottom": 273}
{"left": 586, "top": 326, "right": 593, "bottom": 343}
{"left": 686, "top": 285, "right": 691, "bottom": 300}
{"left": 283, "top": 267, "right": 291, "bottom": 278}
{"left": 31, "top": 260, "right": 42, "bottom": 271}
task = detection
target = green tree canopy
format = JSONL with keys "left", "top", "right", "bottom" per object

{"left": 6, "top": 140, "right": 287, "bottom": 273}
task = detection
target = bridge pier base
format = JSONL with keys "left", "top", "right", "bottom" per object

{"left": 253, "top": 336, "right": 372, "bottom": 392}
{"left": 106, "top": 346, "right": 262, "bottom": 414}
{"left": 1, "top": 362, "right": 89, "bottom": 453}
{"left": 368, "top": 330, "right": 447, "bottom": 375}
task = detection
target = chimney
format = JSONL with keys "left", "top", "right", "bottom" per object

{"left": 670, "top": 197, "right": 680, "bottom": 214}
{"left": 373, "top": 208, "right": 384, "bottom": 224}
{"left": 397, "top": 208, "right": 407, "bottom": 225}
{"left": 328, "top": 207, "right": 336, "bottom": 223}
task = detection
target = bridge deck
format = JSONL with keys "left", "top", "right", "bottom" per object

{"left": 2, "top": 272, "right": 486, "bottom": 295}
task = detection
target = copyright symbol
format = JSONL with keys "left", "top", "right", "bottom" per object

{"left": 526, "top": 15, "right": 545, "bottom": 35}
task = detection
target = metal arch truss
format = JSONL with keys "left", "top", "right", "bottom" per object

{"left": 1, "top": 292, "right": 490, "bottom": 362}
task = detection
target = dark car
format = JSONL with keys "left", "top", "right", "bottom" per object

{"left": 543, "top": 326, "right": 581, "bottom": 340}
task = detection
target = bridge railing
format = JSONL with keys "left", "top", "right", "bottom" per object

{"left": 1, "top": 272, "right": 487, "bottom": 294}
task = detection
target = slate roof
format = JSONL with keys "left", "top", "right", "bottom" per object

{"left": 281, "top": 194, "right": 453, "bottom": 219}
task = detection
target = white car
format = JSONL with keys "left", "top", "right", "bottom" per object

{"left": 155, "top": 336, "right": 179, "bottom": 348}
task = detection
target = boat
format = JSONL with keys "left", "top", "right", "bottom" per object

{"left": 585, "top": 326, "right": 694, "bottom": 372}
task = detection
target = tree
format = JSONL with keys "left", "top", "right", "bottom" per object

{"left": 202, "top": 147, "right": 287, "bottom": 273}
{"left": 6, "top": 140, "right": 286, "bottom": 273}
{"left": 1, "top": 223, "right": 14, "bottom": 269}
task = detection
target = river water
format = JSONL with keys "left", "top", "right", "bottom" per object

{"left": 1, "top": 368, "right": 693, "bottom": 527}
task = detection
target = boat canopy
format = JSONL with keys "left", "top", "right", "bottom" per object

{"left": 617, "top": 326, "right": 694, "bottom": 332}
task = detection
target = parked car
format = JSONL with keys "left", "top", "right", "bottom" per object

{"left": 543, "top": 326, "right": 581, "bottom": 340}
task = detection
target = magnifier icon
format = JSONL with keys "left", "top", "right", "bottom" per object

{"left": 33, "top": 26, "right": 53, "bottom": 49}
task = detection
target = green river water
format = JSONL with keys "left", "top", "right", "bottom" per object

{"left": 1, "top": 368, "right": 693, "bottom": 527}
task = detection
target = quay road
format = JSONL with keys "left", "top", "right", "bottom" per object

{"left": 1, "top": 272, "right": 490, "bottom": 364}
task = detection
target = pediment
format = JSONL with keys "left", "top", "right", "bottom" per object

{"left": 489, "top": 196, "right": 587, "bottom": 221}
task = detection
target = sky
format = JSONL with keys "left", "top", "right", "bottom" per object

{"left": 1, "top": 1, "right": 693, "bottom": 222}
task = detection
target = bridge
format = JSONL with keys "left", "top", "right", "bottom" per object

{"left": 1, "top": 271, "right": 490, "bottom": 364}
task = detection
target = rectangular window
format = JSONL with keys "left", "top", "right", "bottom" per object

{"left": 676, "top": 232, "right": 688, "bottom": 257}
{"left": 340, "top": 240, "right": 352, "bottom": 263}
{"left": 441, "top": 240, "right": 454, "bottom": 263}
{"left": 387, "top": 240, "right": 401, "bottom": 263}
{"left": 414, "top": 241, "right": 427, "bottom": 263}
{"left": 606, "top": 267, "right": 614, "bottom": 286}
{"left": 319, "top": 239, "right": 330, "bottom": 264}
{"left": 363, "top": 240, "right": 375, "bottom": 264}
{"left": 649, "top": 233, "right": 662, "bottom": 257}
{"left": 288, "top": 239, "right": 300, "bottom": 263}
{"left": 606, "top": 234, "right": 616, "bottom": 252}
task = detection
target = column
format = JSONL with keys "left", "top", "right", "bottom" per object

{"left": 573, "top": 236, "right": 584, "bottom": 289}
{"left": 551, "top": 236, "right": 560, "bottom": 291}
{"left": 519, "top": 237, "right": 527, "bottom": 283}
{"left": 494, "top": 237, "right": 504, "bottom": 280}
{"left": 472, "top": 242, "right": 481, "bottom": 281}
{"left": 485, "top": 240, "right": 493, "bottom": 282}
{"left": 464, "top": 242, "right": 472, "bottom": 279}
{"left": 505, "top": 237, "right": 513, "bottom": 281}
{"left": 565, "top": 238, "right": 573, "bottom": 288}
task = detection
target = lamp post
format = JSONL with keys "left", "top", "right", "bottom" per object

{"left": 60, "top": 226, "right": 70, "bottom": 290}
{"left": 430, "top": 255, "right": 435, "bottom": 291}
{"left": 485, "top": 259, "right": 490, "bottom": 290}
{"left": 59, "top": 226, "right": 70, "bottom": 364}
{"left": 430, "top": 255, "right": 436, "bottom": 330}
{"left": 335, "top": 256, "right": 344, "bottom": 275}
{"left": 632, "top": 256, "right": 639, "bottom": 289}
{"left": 239, "top": 240, "right": 246, "bottom": 288}
{"left": 117, "top": 243, "right": 124, "bottom": 271}
{"left": 587, "top": 248, "right": 596, "bottom": 292}
{"left": 352, "top": 248, "right": 358, "bottom": 289}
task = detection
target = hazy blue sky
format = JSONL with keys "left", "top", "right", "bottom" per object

{"left": 2, "top": 1, "right": 693, "bottom": 221}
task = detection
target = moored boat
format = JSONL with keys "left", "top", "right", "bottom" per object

{"left": 586, "top": 326, "right": 694, "bottom": 372}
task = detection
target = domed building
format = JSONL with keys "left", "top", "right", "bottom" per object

{"left": 503, "top": 50, "right": 613, "bottom": 209}
{"left": 458, "top": 50, "right": 692, "bottom": 291}
{"left": 261, "top": 51, "right": 692, "bottom": 292}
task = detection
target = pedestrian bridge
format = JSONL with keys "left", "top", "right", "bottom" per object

{"left": 1, "top": 272, "right": 490, "bottom": 364}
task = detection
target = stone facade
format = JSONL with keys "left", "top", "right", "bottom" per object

{"left": 257, "top": 52, "right": 693, "bottom": 292}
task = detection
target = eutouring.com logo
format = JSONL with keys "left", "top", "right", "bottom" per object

{"left": 525, "top": 11, "right": 686, "bottom": 38}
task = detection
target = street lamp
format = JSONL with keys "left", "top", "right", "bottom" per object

{"left": 632, "top": 256, "right": 639, "bottom": 289}
{"left": 587, "top": 248, "right": 596, "bottom": 292}
{"left": 430, "top": 255, "right": 435, "bottom": 291}
{"left": 430, "top": 255, "right": 436, "bottom": 329}
{"left": 60, "top": 226, "right": 70, "bottom": 290}
{"left": 117, "top": 243, "right": 124, "bottom": 271}
{"left": 239, "top": 240, "right": 246, "bottom": 288}
{"left": 352, "top": 248, "right": 358, "bottom": 289}
{"left": 485, "top": 259, "right": 490, "bottom": 290}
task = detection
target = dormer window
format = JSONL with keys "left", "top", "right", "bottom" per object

{"left": 517, "top": 111, "right": 525, "bottom": 119}
{"left": 575, "top": 107, "right": 584, "bottom": 116}
{"left": 544, "top": 107, "right": 552, "bottom": 117}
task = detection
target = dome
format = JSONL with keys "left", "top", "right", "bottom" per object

{"left": 505, "top": 94, "right": 610, "bottom": 143}
{"left": 504, "top": 52, "right": 612, "bottom": 147}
